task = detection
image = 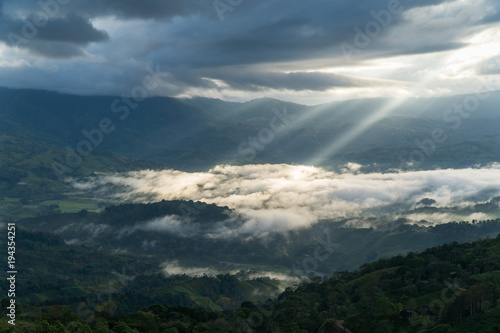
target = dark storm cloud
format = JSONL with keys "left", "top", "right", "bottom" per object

{"left": 0, "top": 10, "right": 108, "bottom": 58}
{"left": 80, "top": 0, "right": 209, "bottom": 19}
{"left": 0, "top": 0, "right": 499, "bottom": 98}
{"left": 23, "top": 41, "right": 85, "bottom": 58}
{"left": 35, "top": 13, "right": 108, "bottom": 44}
{"left": 144, "top": 0, "right": 477, "bottom": 71}
{"left": 1, "top": 0, "right": 210, "bottom": 20}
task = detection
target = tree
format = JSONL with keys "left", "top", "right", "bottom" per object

{"left": 67, "top": 322, "right": 92, "bottom": 333}
{"left": 112, "top": 322, "right": 139, "bottom": 333}
{"left": 464, "top": 282, "right": 496, "bottom": 316}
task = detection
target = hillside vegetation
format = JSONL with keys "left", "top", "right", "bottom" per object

{"left": 15, "top": 200, "right": 500, "bottom": 273}
{"left": 2, "top": 226, "right": 500, "bottom": 332}
{"left": 2, "top": 88, "right": 500, "bottom": 219}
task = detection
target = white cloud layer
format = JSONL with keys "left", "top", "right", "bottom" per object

{"left": 73, "top": 163, "right": 500, "bottom": 236}
{"left": 161, "top": 260, "right": 302, "bottom": 286}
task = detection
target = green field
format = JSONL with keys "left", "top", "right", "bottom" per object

{"left": 39, "top": 197, "right": 104, "bottom": 213}
{"left": 0, "top": 196, "right": 107, "bottom": 220}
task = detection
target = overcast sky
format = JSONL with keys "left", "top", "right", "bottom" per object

{"left": 1, "top": 0, "right": 499, "bottom": 104}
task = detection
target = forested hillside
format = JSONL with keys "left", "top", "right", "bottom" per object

{"left": 15, "top": 200, "right": 500, "bottom": 273}
{"left": 2, "top": 229, "right": 500, "bottom": 332}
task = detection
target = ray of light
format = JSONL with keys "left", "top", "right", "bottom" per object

{"left": 305, "top": 8, "right": 500, "bottom": 167}
{"left": 306, "top": 97, "right": 409, "bottom": 166}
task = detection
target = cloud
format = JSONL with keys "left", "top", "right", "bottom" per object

{"left": 78, "top": 0, "right": 209, "bottom": 19}
{"left": 0, "top": 0, "right": 211, "bottom": 20}
{"left": 404, "top": 212, "right": 492, "bottom": 225}
{"left": 35, "top": 13, "right": 108, "bottom": 44}
{"left": 193, "top": 69, "right": 381, "bottom": 92}
{"left": 205, "top": 208, "right": 318, "bottom": 239}
{"left": 18, "top": 41, "right": 86, "bottom": 58}
{"left": 0, "top": 12, "right": 108, "bottom": 58}
{"left": 73, "top": 163, "right": 500, "bottom": 235}
{"left": 161, "top": 260, "right": 303, "bottom": 285}
{"left": 55, "top": 222, "right": 113, "bottom": 243}
{"left": 118, "top": 215, "right": 200, "bottom": 238}
{"left": 161, "top": 260, "right": 223, "bottom": 277}
{"left": 480, "top": 55, "right": 500, "bottom": 75}
{"left": 1, "top": 0, "right": 500, "bottom": 103}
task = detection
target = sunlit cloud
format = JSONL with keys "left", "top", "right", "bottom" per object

{"left": 72, "top": 163, "right": 500, "bottom": 236}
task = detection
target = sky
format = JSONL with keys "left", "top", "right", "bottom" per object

{"left": 1, "top": 0, "right": 500, "bottom": 104}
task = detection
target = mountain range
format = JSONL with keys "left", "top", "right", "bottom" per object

{"left": 2, "top": 87, "right": 500, "bottom": 220}
{"left": 2, "top": 86, "right": 500, "bottom": 332}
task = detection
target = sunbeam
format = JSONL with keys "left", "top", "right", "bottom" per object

{"left": 305, "top": 15, "right": 500, "bottom": 166}
{"left": 306, "top": 97, "right": 409, "bottom": 166}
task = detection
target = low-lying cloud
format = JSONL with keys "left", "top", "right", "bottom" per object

{"left": 72, "top": 163, "right": 500, "bottom": 235}
{"left": 161, "top": 260, "right": 302, "bottom": 286}
{"left": 118, "top": 215, "right": 199, "bottom": 238}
